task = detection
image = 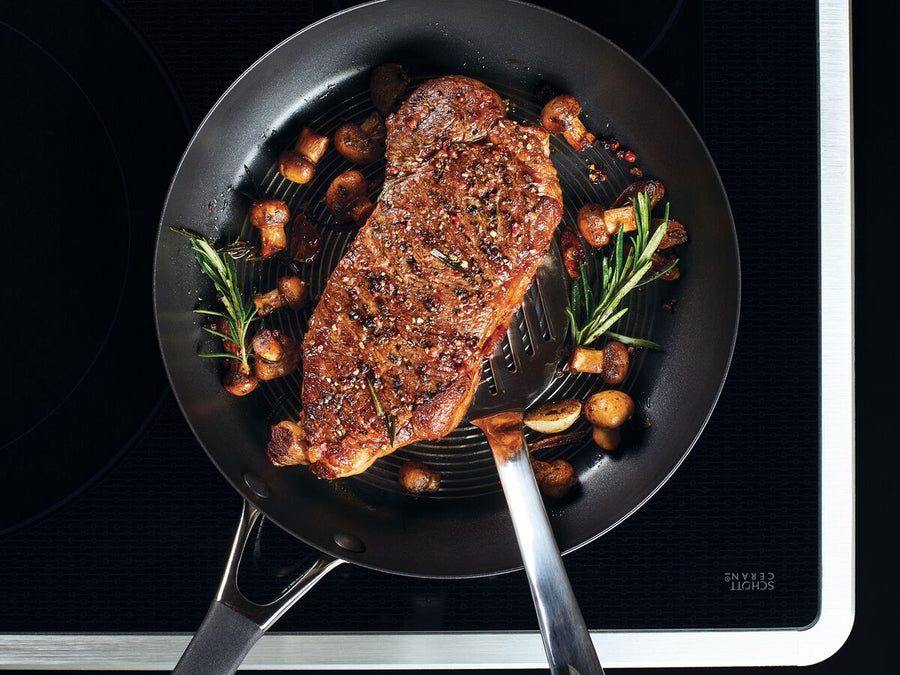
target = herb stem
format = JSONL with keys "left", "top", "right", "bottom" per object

{"left": 567, "top": 191, "right": 670, "bottom": 347}
{"left": 171, "top": 226, "right": 259, "bottom": 372}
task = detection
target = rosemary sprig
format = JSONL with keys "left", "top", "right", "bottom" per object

{"left": 218, "top": 239, "right": 259, "bottom": 261}
{"left": 566, "top": 191, "right": 670, "bottom": 346}
{"left": 170, "top": 226, "right": 260, "bottom": 373}
{"left": 365, "top": 377, "right": 396, "bottom": 446}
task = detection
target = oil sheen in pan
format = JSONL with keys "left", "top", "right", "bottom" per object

{"left": 235, "top": 74, "right": 663, "bottom": 499}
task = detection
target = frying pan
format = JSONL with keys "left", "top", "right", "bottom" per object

{"left": 153, "top": 0, "right": 739, "bottom": 671}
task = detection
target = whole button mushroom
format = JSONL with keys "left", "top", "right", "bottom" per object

{"left": 325, "top": 170, "right": 375, "bottom": 226}
{"left": 334, "top": 112, "right": 387, "bottom": 164}
{"left": 584, "top": 390, "right": 635, "bottom": 431}
{"left": 531, "top": 459, "right": 577, "bottom": 499}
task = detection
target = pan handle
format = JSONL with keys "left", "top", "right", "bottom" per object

{"left": 173, "top": 501, "right": 345, "bottom": 674}
{"left": 474, "top": 412, "right": 604, "bottom": 675}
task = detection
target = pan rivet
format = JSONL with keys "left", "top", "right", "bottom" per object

{"left": 243, "top": 472, "right": 271, "bottom": 499}
{"left": 333, "top": 532, "right": 366, "bottom": 553}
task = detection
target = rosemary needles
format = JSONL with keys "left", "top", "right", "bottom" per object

{"left": 170, "top": 227, "right": 259, "bottom": 373}
{"left": 566, "top": 192, "right": 675, "bottom": 347}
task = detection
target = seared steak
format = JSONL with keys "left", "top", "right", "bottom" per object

{"left": 301, "top": 75, "right": 563, "bottom": 479}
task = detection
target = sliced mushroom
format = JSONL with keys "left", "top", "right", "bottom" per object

{"left": 540, "top": 94, "right": 596, "bottom": 151}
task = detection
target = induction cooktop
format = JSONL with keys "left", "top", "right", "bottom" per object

{"left": 0, "top": 0, "right": 852, "bottom": 670}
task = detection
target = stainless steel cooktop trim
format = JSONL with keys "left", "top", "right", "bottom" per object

{"left": 0, "top": 0, "right": 853, "bottom": 668}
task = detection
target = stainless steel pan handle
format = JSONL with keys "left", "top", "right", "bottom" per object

{"left": 173, "top": 501, "right": 344, "bottom": 674}
{"left": 475, "top": 412, "right": 603, "bottom": 675}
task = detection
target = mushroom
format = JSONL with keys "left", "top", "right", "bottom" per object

{"left": 651, "top": 251, "right": 681, "bottom": 280}
{"left": 612, "top": 180, "right": 665, "bottom": 209}
{"left": 325, "top": 170, "right": 375, "bottom": 226}
{"left": 216, "top": 318, "right": 255, "bottom": 394}
{"left": 531, "top": 459, "right": 577, "bottom": 499}
{"left": 591, "top": 425, "right": 621, "bottom": 451}
{"left": 560, "top": 229, "right": 586, "bottom": 279}
{"left": 577, "top": 203, "right": 610, "bottom": 248}
{"left": 251, "top": 328, "right": 285, "bottom": 362}
{"left": 252, "top": 329, "right": 300, "bottom": 381}
{"left": 248, "top": 198, "right": 290, "bottom": 258}
{"left": 252, "top": 275, "right": 307, "bottom": 316}
{"left": 267, "top": 418, "right": 309, "bottom": 466}
{"left": 288, "top": 212, "right": 321, "bottom": 264}
{"left": 278, "top": 126, "right": 330, "bottom": 184}
{"left": 652, "top": 218, "right": 688, "bottom": 249}
{"left": 334, "top": 112, "right": 387, "bottom": 164}
{"left": 398, "top": 461, "right": 441, "bottom": 494}
{"left": 584, "top": 390, "right": 635, "bottom": 429}
{"left": 540, "top": 94, "right": 596, "bottom": 151}
{"left": 370, "top": 63, "right": 410, "bottom": 114}
{"left": 216, "top": 317, "right": 242, "bottom": 361}
{"left": 567, "top": 341, "right": 630, "bottom": 385}
{"left": 576, "top": 202, "right": 638, "bottom": 247}
{"left": 222, "top": 362, "right": 259, "bottom": 396}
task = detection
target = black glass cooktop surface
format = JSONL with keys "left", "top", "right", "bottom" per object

{"left": 0, "top": 0, "right": 820, "bottom": 637}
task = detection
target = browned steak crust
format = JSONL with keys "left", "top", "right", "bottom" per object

{"left": 302, "top": 75, "right": 563, "bottom": 479}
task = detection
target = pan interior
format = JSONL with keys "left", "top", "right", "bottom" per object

{"left": 236, "top": 72, "right": 661, "bottom": 501}
{"left": 156, "top": 0, "right": 738, "bottom": 578}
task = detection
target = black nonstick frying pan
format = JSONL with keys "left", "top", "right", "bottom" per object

{"left": 153, "top": 0, "right": 740, "bottom": 671}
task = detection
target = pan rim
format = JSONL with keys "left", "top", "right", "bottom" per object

{"left": 153, "top": 0, "right": 740, "bottom": 579}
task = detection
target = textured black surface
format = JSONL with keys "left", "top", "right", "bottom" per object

{"left": 0, "top": 0, "right": 189, "bottom": 536}
{"left": 0, "top": 0, "right": 819, "bottom": 635}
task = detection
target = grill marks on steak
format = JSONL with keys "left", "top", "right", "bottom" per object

{"left": 302, "top": 76, "right": 563, "bottom": 479}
